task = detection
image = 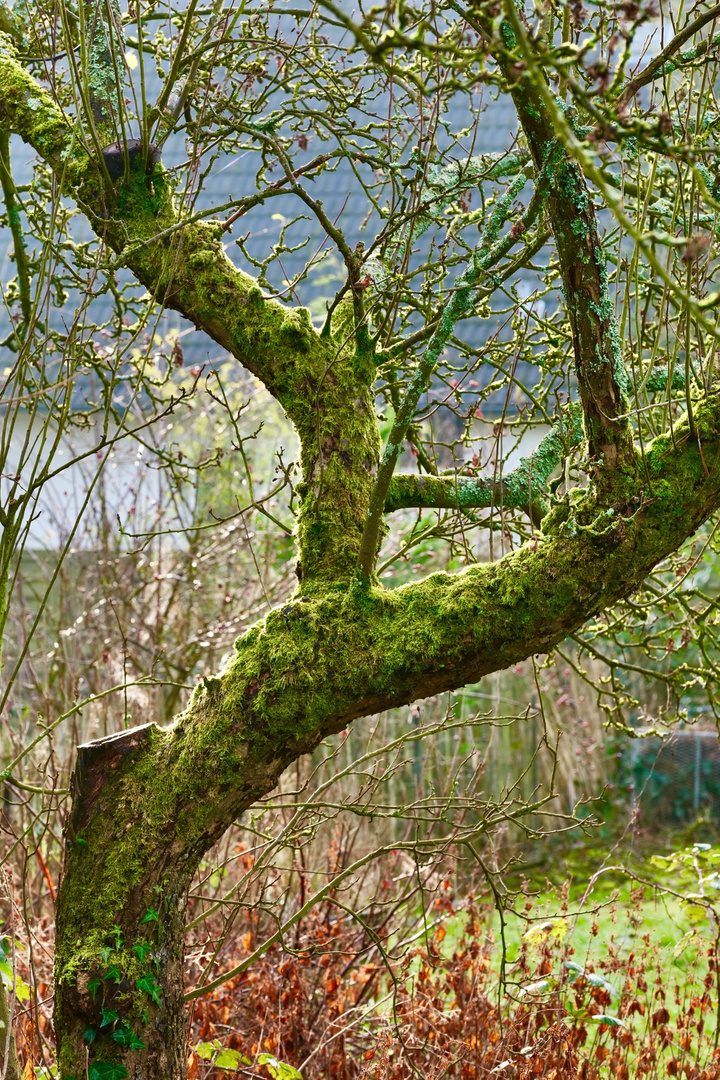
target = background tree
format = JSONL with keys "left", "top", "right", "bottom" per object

{"left": 1, "top": 0, "right": 720, "bottom": 1075}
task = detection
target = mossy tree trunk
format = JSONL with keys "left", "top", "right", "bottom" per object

{"left": 1, "top": 12, "right": 720, "bottom": 1080}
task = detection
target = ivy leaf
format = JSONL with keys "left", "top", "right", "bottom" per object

{"left": 100, "top": 1008, "right": 118, "bottom": 1028}
{"left": 136, "top": 975, "right": 162, "bottom": 1005}
{"left": 88, "top": 978, "right": 102, "bottom": 998}
{"left": 141, "top": 909, "right": 160, "bottom": 925}
{"left": 88, "top": 1063, "right": 128, "bottom": 1080}
{"left": 84, "top": 1028, "right": 97, "bottom": 1044}
{"left": 111, "top": 1026, "right": 145, "bottom": 1050}
{"left": 132, "top": 943, "right": 152, "bottom": 962}
{"left": 104, "top": 965, "right": 122, "bottom": 983}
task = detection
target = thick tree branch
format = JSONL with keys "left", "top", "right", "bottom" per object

{"left": 385, "top": 406, "right": 583, "bottom": 521}
{"left": 54, "top": 392, "right": 720, "bottom": 1075}
{"left": 482, "top": 3, "right": 633, "bottom": 472}
{"left": 0, "top": 34, "right": 390, "bottom": 589}
{"left": 0, "top": 33, "right": 326, "bottom": 419}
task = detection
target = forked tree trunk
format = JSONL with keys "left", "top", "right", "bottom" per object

{"left": 52, "top": 392, "right": 720, "bottom": 1078}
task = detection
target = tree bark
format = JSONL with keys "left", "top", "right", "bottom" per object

{"left": 53, "top": 386, "right": 720, "bottom": 1078}
{"left": 4, "top": 17, "right": 720, "bottom": 1080}
{"left": 0, "top": 977, "right": 20, "bottom": 1080}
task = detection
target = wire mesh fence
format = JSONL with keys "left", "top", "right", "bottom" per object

{"left": 628, "top": 728, "right": 720, "bottom": 825}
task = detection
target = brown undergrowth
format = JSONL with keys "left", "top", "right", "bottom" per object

{"left": 179, "top": 870, "right": 720, "bottom": 1080}
{"left": 6, "top": 854, "right": 719, "bottom": 1080}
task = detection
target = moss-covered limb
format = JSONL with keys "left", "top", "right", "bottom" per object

{"left": 0, "top": 34, "right": 72, "bottom": 169}
{"left": 0, "top": 37, "right": 327, "bottom": 415}
{"left": 485, "top": 7, "right": 632, "bottom": 472}
{"left": 0, "top": 37, "right": 387, "bottom": 586}
{"left": 385, "top": 406, "right": 584, "bottom": 517}
{"left": 55, "top": 388, "right": 720, "bottom": 1080}
{"left": 0, "top": 129, "right": 30, "bottom": 342}
{"left": 0, "top": 5, "right": 20, "bottom": 44}
{"left": 385, "top": 471, "right": 547, "bottom": 521}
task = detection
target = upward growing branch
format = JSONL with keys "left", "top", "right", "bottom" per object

{"left": 489, "top": 1, "right": 634, "bottom": 473}
{"left": 356, "top": 171, "right": 542, "bottom": 579}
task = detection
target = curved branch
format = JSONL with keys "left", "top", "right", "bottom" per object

{"left": 0, "top": 33, "right": 325, "bottom": 418}
{"left": 54, "top": 390, "right": 720, "bottom": 1077}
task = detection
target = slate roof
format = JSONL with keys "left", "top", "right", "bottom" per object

{"left": 0, "top": 59, "right": 523, "bottom": 375}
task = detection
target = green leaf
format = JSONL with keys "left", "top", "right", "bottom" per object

{"left": 0, "top": 960, "right": 33, "bottom": 1001}
{"left": 136, "top": 975, "right": 162, "bottom": 1005}
{"left": 132, "top": 943, "right": 152, "bottom": 962}
{"left": 650, "top": 854, "right": 674, "bottom": 869}
{"left": 141, "top": 909, "right": 160, "bottom": 924}
{"left": 100, "top": 1008, "right": 118, "bottom": 1028}
{"left": 88, "top": 978, "right": 102, "bottom": 997}
{"left": 104, "top": 965, "right": 122, "bottom": 983}
{"left": 682, "top": 895, "right": 709, "bottom": 925}
{"left": 590, "top": 1014, "right": 626, "bottom": 1028}
{"left": 562, "top": 962, "right": 617, "bottom": 997}
{"left": 195, "top": 1041, "right": 250, "bottom": 1070}
{"left": 88, "top": 1062, "right": 128, "bottom": 1080}
{"left": 84, "top": 1028, "right": 97, "bottom": 1044}
{"left": 257, "top": 1054, "right": 303, "bottom": 1080}
{"left": 564, "top": 961, "right": 583, "bottom": 982}
{"left": 522, "top": 919, "right": 568, "bottom": 946}
{"left": 111, "top": 1026, "right": 145, "bottom": 1050}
